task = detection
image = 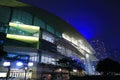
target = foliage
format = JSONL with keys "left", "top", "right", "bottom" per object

{"left": 96, "top": 58, "right": 120, "bottom": 73}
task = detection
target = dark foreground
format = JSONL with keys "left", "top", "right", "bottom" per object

{"left": 0, "top": 75, "right": 120, "bottom": 80}
{"left": 70, "top": 75, "right": 120, "bottom": 80}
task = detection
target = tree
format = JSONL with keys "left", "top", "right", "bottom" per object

{"left": 96, "top": 58, "right": 120, "bottom": 74}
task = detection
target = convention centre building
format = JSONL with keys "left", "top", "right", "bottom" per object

{"left": 0, "top": 0, "right": 97, "bottom": 79}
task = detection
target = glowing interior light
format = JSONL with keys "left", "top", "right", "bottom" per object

{"left": 73, "top": 69, "right": 77, "bottom": 72}
{"left": 58, "top": 68, "right": 62, "bottom": 72}
{"left": 9, "top": 22, "right": 40, "bottom": 33}
{"left": 7, "top": 34, "right": 39, "bottom": 43}
{"left": 28, "top": 62, "right": 33, "bottom": 67}
{"left": 3, "top": 62, "right": 10, "bottom": 67}
{"left": 16, "top": 62, "right": 23, "bottom": 66}
{"left": 0, "top": 73, "right": 7, "bottom": 77}
{"left": 62, "top": 33, "right": 92, "bottom": 54}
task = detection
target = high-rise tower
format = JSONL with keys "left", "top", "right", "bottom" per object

{"left": 90, "top": 40, "right": 107, "bottom": 60}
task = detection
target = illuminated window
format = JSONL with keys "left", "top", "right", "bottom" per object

{"left": 66, "top": 48, "right": 72, "bottom": 57}
{"left": 41, "top": 55, "right": 56, "bottom": 65}
{"left": 0, "top": 73, "right": 7, "bottom": 77}
{"left": 51, "top": 58, "right": 56, "bottom": 65}
{"left": 30, "top": 56, "right": 39, "bottom": 62}
{"left": 42, "top": 31, "right": 55, "bottom": 43}
{"left": 57, "top": 45, "right": 66, "bottom": 55}
{"left": 57, "top": 45, "right": 62, "bottom": 52}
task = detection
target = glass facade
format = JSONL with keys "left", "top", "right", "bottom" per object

{"left": 55, "top": 31, "right": 62, "bottom": 38}
{"left": 0, "top": 6, "right": 63, "bottom": 64}
{"left": 0, "top": 7, "right": 11, "bottom": 23}
{"left": 0, "top": 6, "right": 62, "bottom": 49}
{"left": 0, "top": 4, "right": 98, "bottom": 77}
{"left": 30, "top": 55, "right": 39, "bottom": 62}
{"left": 57, "top": 45, "right": 65, "bottom": 55}
{"left": 6, "top": 22, "right": 40, "bottom": 48}
{"left": 5, "top": 9, "right": 39, "bottom": 48}
{"left": 11, "top": 9, "right": 32, "bottom": 25}
{"left": 42, "top": 31, "right": 55, "bottom": 43}
{"left": 41, "top": 55, "right": 56, "bottom": 65}
{"left": 0, "top": 6, "right": 83, "bottom": 67}
{"left": 57, "top": 44, "right": 80, "bottom": 59}
{"left": 33, "top": 17, "right": 45, "bottom": 29}
{"left": 46, "top": 24, "right": 54, "bottom": 34}
{"left": 0, "top": 22, "right": 8, "bottom": 33}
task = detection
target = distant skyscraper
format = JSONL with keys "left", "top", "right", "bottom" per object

{"left": 90, "top": 40, "right": 107, "bottom": 60}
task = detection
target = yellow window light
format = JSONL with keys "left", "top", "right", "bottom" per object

{"left": 7, "top": 34, "right": 39, "bottom": 43}
{"left": 9, "top": 22, "right": 40, "bottom": 33}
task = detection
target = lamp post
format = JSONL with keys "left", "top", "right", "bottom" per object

{"left": 24, "top": 67, "right": 28, "bottom": 80}
{"left": 3, "top": 61, "right": 11, "bottom": 80}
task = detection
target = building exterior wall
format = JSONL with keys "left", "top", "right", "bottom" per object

{"left": 0, "top": 2, "right": 97, "bottom": 79}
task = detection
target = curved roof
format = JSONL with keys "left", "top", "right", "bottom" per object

{"left": 0, "top": 0, "right": 96, "bottom": 56}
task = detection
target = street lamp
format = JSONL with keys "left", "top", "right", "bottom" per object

{"left": 28, "top": 62, "right": 33, "bottom": 67}
{"left": 3, "top": 62, "right": 10, "bottom": 67}
{"left": 16, "top": 62, "right": 23, "bottom": 67}
{"left": 3, "top": 61, "right": 11, "bottom": 80}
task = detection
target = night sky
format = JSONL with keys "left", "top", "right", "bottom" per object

{"left": 20, "top": 0, "right": 120, "bottom": 57}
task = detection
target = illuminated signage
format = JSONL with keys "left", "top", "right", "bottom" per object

{"left": 9, "top": 22, "right": 40, "bottom": 33}
{"left": 7, "top": 34, "right": 39, "bottom": 43}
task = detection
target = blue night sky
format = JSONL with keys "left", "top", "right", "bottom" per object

{"left": 20, "top": 0, "right": 120, "bottom": 50}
